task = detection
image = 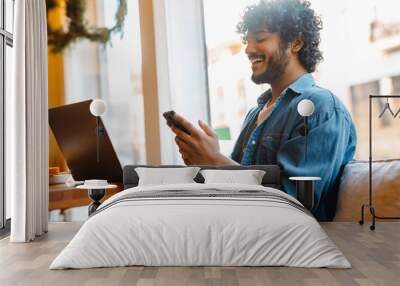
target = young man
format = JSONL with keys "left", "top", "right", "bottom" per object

{"left": 167, "top": 0, "right": 356, "bottom": 221}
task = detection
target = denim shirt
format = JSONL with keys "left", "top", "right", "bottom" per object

{"left": 231, "top": 74, "right": 357, "bottom": 221}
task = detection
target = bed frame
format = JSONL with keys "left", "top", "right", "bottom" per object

{"left": 123, "top": 165, "right": 281, "bottom": 190}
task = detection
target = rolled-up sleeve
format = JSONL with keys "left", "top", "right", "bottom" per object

{"left": 277, "top": 108, "right": 356, "bottom": 220}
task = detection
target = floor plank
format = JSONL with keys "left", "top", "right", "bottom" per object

{"left": 0, "top": 222, "right": 399, "bottom": 286}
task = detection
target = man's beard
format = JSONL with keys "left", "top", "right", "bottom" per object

{"left": 251, "top": 45, "right": 289, "bottom": 85}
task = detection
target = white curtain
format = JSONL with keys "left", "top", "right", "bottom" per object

{"left": 8, "top": 0, "right": 49, "bottom": 242}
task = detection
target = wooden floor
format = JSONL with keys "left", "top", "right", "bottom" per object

{"left": 0, "top": 222, "right": 399, "bottom": 286}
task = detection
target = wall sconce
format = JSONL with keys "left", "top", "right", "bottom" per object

{"left": 297, "top": 99, "right": 315, "bottom": 161}
{"left": 89, "top": 99, "right": 107, "bottom": 163}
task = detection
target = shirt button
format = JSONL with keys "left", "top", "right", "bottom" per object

{"left": 252, "top": 140, "right": 256, "bottom": 145}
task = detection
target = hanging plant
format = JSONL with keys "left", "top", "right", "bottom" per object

{"left": 46, "top": 0, "right": 127, "bottom": 53}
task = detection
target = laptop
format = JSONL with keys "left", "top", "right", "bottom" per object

{"left": 49, "top": 100, "right": 123, "bottom": 182}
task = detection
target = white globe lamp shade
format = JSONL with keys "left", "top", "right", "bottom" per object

{"left": 297, "top": 99, "right": 315, "bottom": 117}
{"left": 90, "top": 99, "right": 107, "bottom": 117}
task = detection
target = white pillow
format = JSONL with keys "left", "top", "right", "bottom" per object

{"left": 135, "top": 167, "right": 200, "bottom": 186}
{"left": 200, "top": 169, "right": 266, "bottom": 185}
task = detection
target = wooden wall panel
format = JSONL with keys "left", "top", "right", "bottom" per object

{"left": 47, "top": 0, "right": 67, "bottom": 171}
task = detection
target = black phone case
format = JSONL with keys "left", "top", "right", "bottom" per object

{"left": 163, "top": 111, "right": 191, "bottom": 135}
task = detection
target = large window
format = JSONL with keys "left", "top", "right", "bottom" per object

{"left": 1, "top": 0, "right": 14, "bottom": 231}
{"left": 47, "top": 0, "right": 145, "bottom": 221}
{"left": 203, "top": 0, "right": 400, "bottom": 160}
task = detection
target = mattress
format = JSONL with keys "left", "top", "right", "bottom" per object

{"left": 50, "top": 183, "right": 350, "bottom": 269}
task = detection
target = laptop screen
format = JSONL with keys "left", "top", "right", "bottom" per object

{"left": 49, "top": 100, "right": 123, "bottom": 182}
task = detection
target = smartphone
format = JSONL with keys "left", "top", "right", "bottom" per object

{"left": 163, "top": 110, "right": 191, "bottom": 135}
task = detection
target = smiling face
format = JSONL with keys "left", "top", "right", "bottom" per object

{"left": 245, "top": 26, "right": 290, "bottom": 85}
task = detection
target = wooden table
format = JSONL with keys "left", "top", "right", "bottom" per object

{"left": 49, "top": 182, "right": 123, "bottom": 213}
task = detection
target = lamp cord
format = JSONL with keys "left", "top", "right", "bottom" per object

{"left": 96, "top": 117, "right": 100, "bottom": 163}
{"left": 304, "top": 117, "right": 308, "bottom": 162}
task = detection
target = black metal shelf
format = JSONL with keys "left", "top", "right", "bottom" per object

{"left": 359, "top": 94, "right": 400, "bottom": 230}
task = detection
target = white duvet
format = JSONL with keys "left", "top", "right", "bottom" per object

{"left": 50, "top": 183, "right": 350, "bottom": 269}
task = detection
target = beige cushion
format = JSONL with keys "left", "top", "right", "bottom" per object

{"left": 335, "top": 160, "right": 400, "bottom": 221}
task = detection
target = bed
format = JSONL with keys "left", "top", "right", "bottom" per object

{"left": 50, "top": 165, "right": 350, "bottom": 269}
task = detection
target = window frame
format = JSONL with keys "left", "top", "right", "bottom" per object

{"left": 0, "top": 0, "right": 13, "bottom": 234}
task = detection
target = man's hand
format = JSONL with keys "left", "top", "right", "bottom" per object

{"left": 168, "top": 113, "right": 237, "bottom": 166}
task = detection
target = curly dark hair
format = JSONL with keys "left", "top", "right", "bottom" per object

{"left": 237, "top": 0, "right": 323, "bottom": 73}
